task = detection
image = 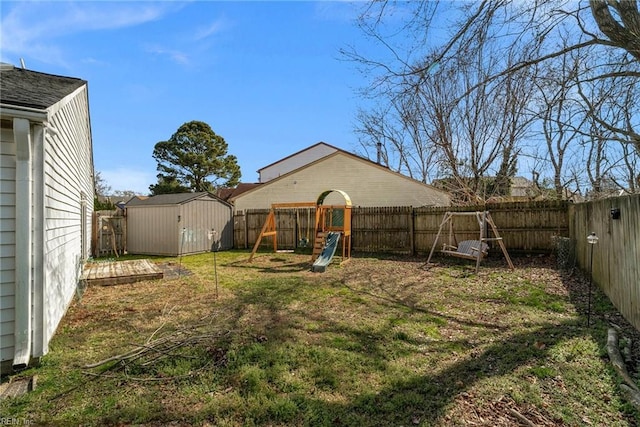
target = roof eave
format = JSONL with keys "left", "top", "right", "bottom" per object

{"left": 0, "top": 103, "right": 48, "bottom": 122}
{"left": 256, "top": 141, "right": 341, "bottom": 173}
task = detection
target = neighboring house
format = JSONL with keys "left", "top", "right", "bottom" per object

{"left": 230, "top": 145, "right": 451, "bottom": 211}
{"left": 501, "top": 177, "right": 581, "bottom": 202}
{"left": 0, "top": 63, "right": 94, "bottom": 373}
{"left": 510, "top": 176, "right": 540, "bottom": 200}
{"left": 217, "top": 182, "right": 262, "bottom": 203}
{"left": 257, "top": 142, "right": 339, "bottom": 183}
{"left": 126, "top": 192, "right": 233, "bottom": 256}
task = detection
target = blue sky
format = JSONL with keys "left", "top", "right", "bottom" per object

{"left": 1, "top": 1, "right": 377, "bottom": 194}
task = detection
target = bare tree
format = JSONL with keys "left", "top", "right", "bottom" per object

{"left": 348, "top": 0, "right": 640, "bottom": 199}
{"left": 576, "top": 52, "right": 640, "bottom": 197}
{"left": 355, "top": 100, "right": 440, "bottom": 183}
{"left": 532, "top": 44, "right": 589, "bottom": 199}
{"left": 620, "top": 142, "right": 640, "bottom": 192}
{"left": 94, "top": 171, "right": 112, "bottom": 197}
{"left": 590, "top": 0, "right": 640, "bottom": 61}
{"left": 353, "top": 3, "right": 538, "bottom": 203}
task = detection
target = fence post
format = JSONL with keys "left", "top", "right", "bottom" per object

{"left": 409, "top": 208, "right": 415, "bottom": 256}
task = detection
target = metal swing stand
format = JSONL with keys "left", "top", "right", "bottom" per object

{"left": 424, "top": 211, "right": 514, "bottom": 273}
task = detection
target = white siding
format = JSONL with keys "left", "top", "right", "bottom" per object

{"left": 127, "top": 205, "right": 180, "bottom": 255}
{"left": 41, "top": 87, "right": 94, "bottom": 353}
{"left": 0, "top": 127, "right": 16, "bottom": 364}
{"left": 235, "top": 152, "right": 451, "bottom": 211}
{"left": 259, "top": 143, "right": 337, "bottom": 183}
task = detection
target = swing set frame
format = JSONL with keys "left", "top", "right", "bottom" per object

{"left": 425, "top": 211, "right": 514, "bottom": 272}
{"left": 248, "top": 201, "right": 316, "bottom": 262}
{"left": 248, "top": 190, "right": 352, "bottom": 263}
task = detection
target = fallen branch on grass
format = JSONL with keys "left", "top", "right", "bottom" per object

{"left": 83, "top": 346, "right": 147, "bottom": 369}
{"left": 620, "top": 384, "right": 640, "bottom": 408}
{"left": 606, "top": 327, "right": 640, "bottom": 409}
{"left": 83, "top": 361, "right": 215, "bottom": 383}
{"left": 508, "top": 408, "right": 536, "bottom": 427}
{"left": 83, "top": 329, "right": 230, "bottom": 371}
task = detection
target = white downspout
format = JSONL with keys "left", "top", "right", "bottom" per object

{"left": 32, "top": 124, "right": 45, "bottom": 358}
{"left": 13, "top": 117, "right": 33, "bottom": 369}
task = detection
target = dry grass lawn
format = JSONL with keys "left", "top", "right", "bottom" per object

{"left": 2, "top": 251, "right": 639, "bottom": 426}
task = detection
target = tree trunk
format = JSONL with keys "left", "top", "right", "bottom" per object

{"left": 590, "top": 0, "right": 640, "bottom": 61}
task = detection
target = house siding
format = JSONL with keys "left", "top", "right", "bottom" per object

{"left": 1, "top": 67, "right": 93, "bottom": 372}
{"left": 235, "top": 153, "right": 451, "bottom": 211}
{"left": 41, "top": 87, "right": 94, "bottom": 353}
{"left": 259, "top": 143, "right": 338, "bottom": 183}
{"left": 0, "top": 127, "right": 16, "bottom": 365}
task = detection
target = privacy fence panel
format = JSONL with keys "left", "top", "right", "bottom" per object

{"left": 275, "top": 209, "right": 299, "bottom": 249}
{"left": 233, "top": 211, "right": 247, "bottom": 249}
{"left": 479, "top": 201, "right": 569, "bottom": 252}
{"left": 236, "top": 200, "right": 570, "bottom": 256}
{"left": 246, "top": 209, "right": 270, "bottom": 250}
{"left": 570, "top": 194, "right": 640, "bottom": 331}
{"left": 352, "top": 206, "right": 413, "bottom": 254}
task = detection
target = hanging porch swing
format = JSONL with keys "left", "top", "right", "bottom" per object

{"left": 424, "top": 211, "right": 514, "bottom": 272}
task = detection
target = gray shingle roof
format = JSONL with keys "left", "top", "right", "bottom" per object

{"left": 126, "top": 192, "right": 229, "bottom": 207}
{"left": 0, "top": 63, "right": 86, "bottom": 110}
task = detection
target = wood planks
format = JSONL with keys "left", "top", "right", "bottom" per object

{"left": 82, "top": 259, "right": 163, "bottom": 286}
{"left": 238, "top": 200, "right": 570, "bottom": 255}
{"left": 571, "top": 194, "right": 640, "bottom": 331}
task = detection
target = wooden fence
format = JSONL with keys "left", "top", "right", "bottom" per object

{"left": 570, "top": 194, "right": 640, "bottom": 331}
{"left": 234, "top": 208, "right": 316, "bottom": 252}
{"left": 234, "top": 200, "right": 570, "bottom": 255}
{"left": 92, "top": 210, "right": 126, "bottom": 258}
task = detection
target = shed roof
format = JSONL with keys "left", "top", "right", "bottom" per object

{"left": 126, "top": 192, "right": 231, "bottom": 207}
{"left": 0, "top": 63, "right": 86, "bottom": 109}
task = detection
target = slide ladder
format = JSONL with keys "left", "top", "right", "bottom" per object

{"left": 311, "top": 231, "right": 327, "bottom": 261}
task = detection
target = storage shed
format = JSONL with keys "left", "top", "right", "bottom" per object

{"left": 126, "top": 192, "right": 233, "bottom": 256}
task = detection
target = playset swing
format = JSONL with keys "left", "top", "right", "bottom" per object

{"left": 425, "top": 211, "right": 514, "bottom": 272}
{"left": 296, "top": 208, "right": 312, "bottom": 248}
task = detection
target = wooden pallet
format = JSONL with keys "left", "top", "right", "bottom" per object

{"left": 82, "top": 259, "right": 163, "bottom": 286}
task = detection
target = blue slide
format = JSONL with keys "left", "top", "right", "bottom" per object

{"left": 311, "top": 232, "right": 340, "bottom": 273}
